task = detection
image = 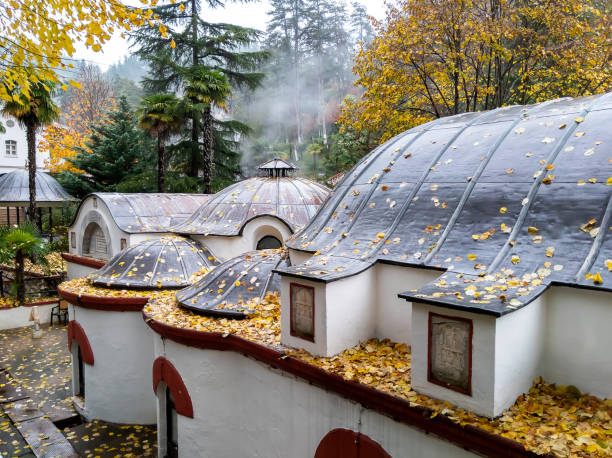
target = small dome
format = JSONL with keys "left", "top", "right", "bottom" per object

{"left": 176, "top": 249, "right": 289, "bottom": 318}
{"left": 0, "top": 170, "right": 73, "bottom": 206}
{"left": 171, "top": 176, "right": 330, "bottom": 236}
{"left": 90, "top": 236, "right": 218, "bottom": 289}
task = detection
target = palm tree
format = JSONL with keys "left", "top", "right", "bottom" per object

{"left": 137, "top": 94, "right": 185, "bottom": 192}
{"left": 0, "top": 223, "right": 48, "bottom": 305}
{"left": 2, "top": 81, "right": 60, "bottom": 221}
{"left": 184, "top": 68, "right": 231, "bottom": 193}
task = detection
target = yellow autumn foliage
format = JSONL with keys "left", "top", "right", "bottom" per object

{"left": 340, "top": 0, "right": 612, "bottom": 143}
{"left": 0, "top": 0, "right": 164, "bottom": 102}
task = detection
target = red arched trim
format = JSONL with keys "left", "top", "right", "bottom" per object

{"left": 67, "top": 320, "right": 94, "bottom": 365}
{"left": 152, "top": 357, "right": 194, "bottom": 418}
{"left": 315, "top": 429, "right": 391, "bottom": 458}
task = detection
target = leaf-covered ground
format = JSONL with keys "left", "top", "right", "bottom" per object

{"left": 145, "top": 294, "right": 612, "bottom": 457}
{"left": 1, "top": 251, "right": 66, "bottom": 276}
{"left": 0, "top": 324, "right": 157, "bottom": 457}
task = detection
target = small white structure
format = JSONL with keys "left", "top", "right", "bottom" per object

{"left": 66, "top": 193, "right": 210, "bottom": 279}
{"left": 0, "top": 114, "right": 50, "bottom": 174}
{"left": 171, "top": 159, "right": 330, "bottom": 262}
{"left": 59, "top": 236, "right": 217, "bottom": 424}
{"left": 275, "top": 93, "right": 612, "bottom": 418}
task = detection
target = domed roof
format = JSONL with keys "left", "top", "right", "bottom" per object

{"left": 280, "top": 92, "right": 612, "bottom": 316}
{"left": 0, "top": 170, "right": 73, "bottom": 206}
{"left": 176, "top": 249, "right": 289, "bottom": 318}
{"left": 72, "top": 193, "right": 211, "bottom": 233}
{"left": 171, "top": 176, "right": 330, "bottom": 236}
{"left": 90, "top": 236, "right": 219, "bottom": 289}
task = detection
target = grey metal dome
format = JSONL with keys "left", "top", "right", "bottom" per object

{"left": 171, "top": 176, "right": 330, "bottom": 236}
{"left": 0, "top": 170, "right": 73, "bottom": 206}
{"left": 89, "top": 236, "right": 219, "bottom": 289}
{"left": 176, "top": 248, "right": 289, "bottom": 318}
{"left": 279, "top": 92, "right": 612, "bottom": 316}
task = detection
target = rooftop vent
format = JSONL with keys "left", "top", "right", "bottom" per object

{"left": 257, "top": 158, "right": 298, "bottom": 178}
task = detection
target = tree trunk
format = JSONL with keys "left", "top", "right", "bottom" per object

{"left": 26, "top": 122, "right": 37, "bottom": 222}
{"left": 188, "top": 0, "right": 200, "bottom": 179}
{"left": 202, "top": 107, "right": 214, "bottom": 194}
{"left": 157, "top": 136, "right": 166, "bottom": 192}
{"left": 15, "top": 249, "right": 25, "bottom": 305}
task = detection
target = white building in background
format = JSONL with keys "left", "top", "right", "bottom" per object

{"left": 0, "top": 114, "right": 50, "bottom": 174}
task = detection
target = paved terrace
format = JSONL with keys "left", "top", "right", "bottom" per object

{"left": 0, "top": 324, "right": 156, "bottom": 458}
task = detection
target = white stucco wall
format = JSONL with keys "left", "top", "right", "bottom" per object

{"left": 194, "top": 216, "right": 292, "bottom": 262}
{"left": 494, "top": 296, "right": 545, "bottom": 414}
{"left": 0, "top": 303, "right": 55, "bottom": 330}
{"left": 411, "top": 303, "right": 498, "bottom": 418}
{"left": 0, "top": 115, "right": 50, "bottom": 173}
{"left": 155, "top": 337, "right": 478, "bottom": 458}
{"left": 375, "top": 263, "right": 441, "bottom": 344}
{"left": 280, "top": 263, "right": 440, "bottom": 357}
{"left": 541, "top": 286, "right": 612, "bottom": 399}
{"left": 68, "top": 304, "right": 157, "bottom": 424}
{"left": 69, "top": 196, "right": 126, "bottom": 260}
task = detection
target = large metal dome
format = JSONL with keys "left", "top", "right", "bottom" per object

{"left": 279, "top": 92, "right": 612, "bottom": 316}
{"left": 176, "top": 249, "right": 289, "bottom": 318}
{"left": 89, "top": 236, "right": 219, "bottom": 289}
{"left": 171, "top": 176, "right": 330, "bottom": 236}
{"left": 0, "top": 169, "right": 73, "bottom": 206}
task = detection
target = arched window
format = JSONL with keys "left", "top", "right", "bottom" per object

{"left": 256, "top": 235, "right": 282, "bottom": 250}
{"left": 315, "top": 429, "right": 391, "bottom": 458}
{"left": 82, "top": 222, "right": 108, "bottom": 260}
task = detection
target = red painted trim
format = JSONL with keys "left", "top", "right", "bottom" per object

{"left": 144, "top": 312, "right": 543, "bottom": 458}
{"left": 315, "top": 428, "right": 391, "bottom": 458}
{"left": 0, "top": 299, "right": 60, "bottom": 310}
{"left": 152, "top": 357, "right": 194, "bottom": 418}
{"left": 67, "top": 320, "right": 94, "bottom": 365}
{"left": 61, "top": 252, "right": 106, "bottom": 269}
{"left": 289, "top": 282, "right": 315, "bottom": 342}
{"left": 58, "top": 287, "right": 149, "bottom": 312}
{"left": 427, "top": 312, "right": 473, "bottom": 396}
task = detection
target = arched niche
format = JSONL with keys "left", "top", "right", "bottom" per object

{"left": 79, "top": 210, "right": 112, "bottom": 260}
{"left": 315, "top": 429, "right": 391, "bottom": 458}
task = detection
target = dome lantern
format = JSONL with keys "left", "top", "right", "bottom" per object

{"left": 257, "top": 158, "right": 298, "bottom": 178}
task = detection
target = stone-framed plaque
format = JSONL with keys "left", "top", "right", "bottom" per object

{"left": 290, "top": 283, "right": 315, "bottom": 341}
{"left": 428, "top": 312, "right": 472, "bottom": 395}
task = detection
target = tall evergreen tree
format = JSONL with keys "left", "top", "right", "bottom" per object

{"left": 59, "top": 97, "right": 154, "bottom": 197}
{"left": 349, "top": 2, "right": 374, "bottom": 46}
{"left": 131, "top": 0, "right": 268, "bottom": 192}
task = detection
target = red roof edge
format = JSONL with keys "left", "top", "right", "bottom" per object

{"left": 62, "top": 253, "right": 107, "bottom": 269}
{"left": 58, "top": 287, "right": 149, "bottom": 312}
{"left": 143, "top": 312, "right": 548, "bottom": 458}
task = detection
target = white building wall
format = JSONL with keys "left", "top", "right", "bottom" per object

{"left": 0, "top": 115, "right": 50, "bottom": 173}
{"left": 411, "top": 303, "right": 498, "bottom": 418}
{"left": 494, "top": 296, "right": 545, "bottom": 414}
{"left": 69, "top": 305, "right": 157, "bottom": 424}
{"left": 194, "top": 216, "right": 292, "bottom": 262}
{"left": 66, "top": 262, "right": 98, "bottom": 281}
{"left": 541, "top": 286, "right": 612, "bottom": 399}
{"left": 155, "top": 337, "right": 478, "bottom": 458}
{"left": 0, "top": 303, "right": 55, "bottom": 330}
{"left": 69, "top": 196, "right": 126, "bottom": 260}
{"left": 374, "top": 264, "right": 440, "bottom": 345}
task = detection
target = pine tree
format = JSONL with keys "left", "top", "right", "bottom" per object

{"left": 349, "top": 2, "right": 374, "bottom": 46}
{"left": 59, "top": 97, "right": 154, "bottom": 197}
{"left": 131, "top": 0, "right": 267, "bottom": 192}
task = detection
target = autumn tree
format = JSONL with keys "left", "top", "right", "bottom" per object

{"left": 40, "top": 64, "right": 117, "bottom": 174}
{"left": 340, "top": 0, "right": 612, "bottom": 143}
{"left": 59, "top": 97, "right": 154, "bottom": 197}
{"left": 0, "top": 0, "right": 162, "bottom": 102}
